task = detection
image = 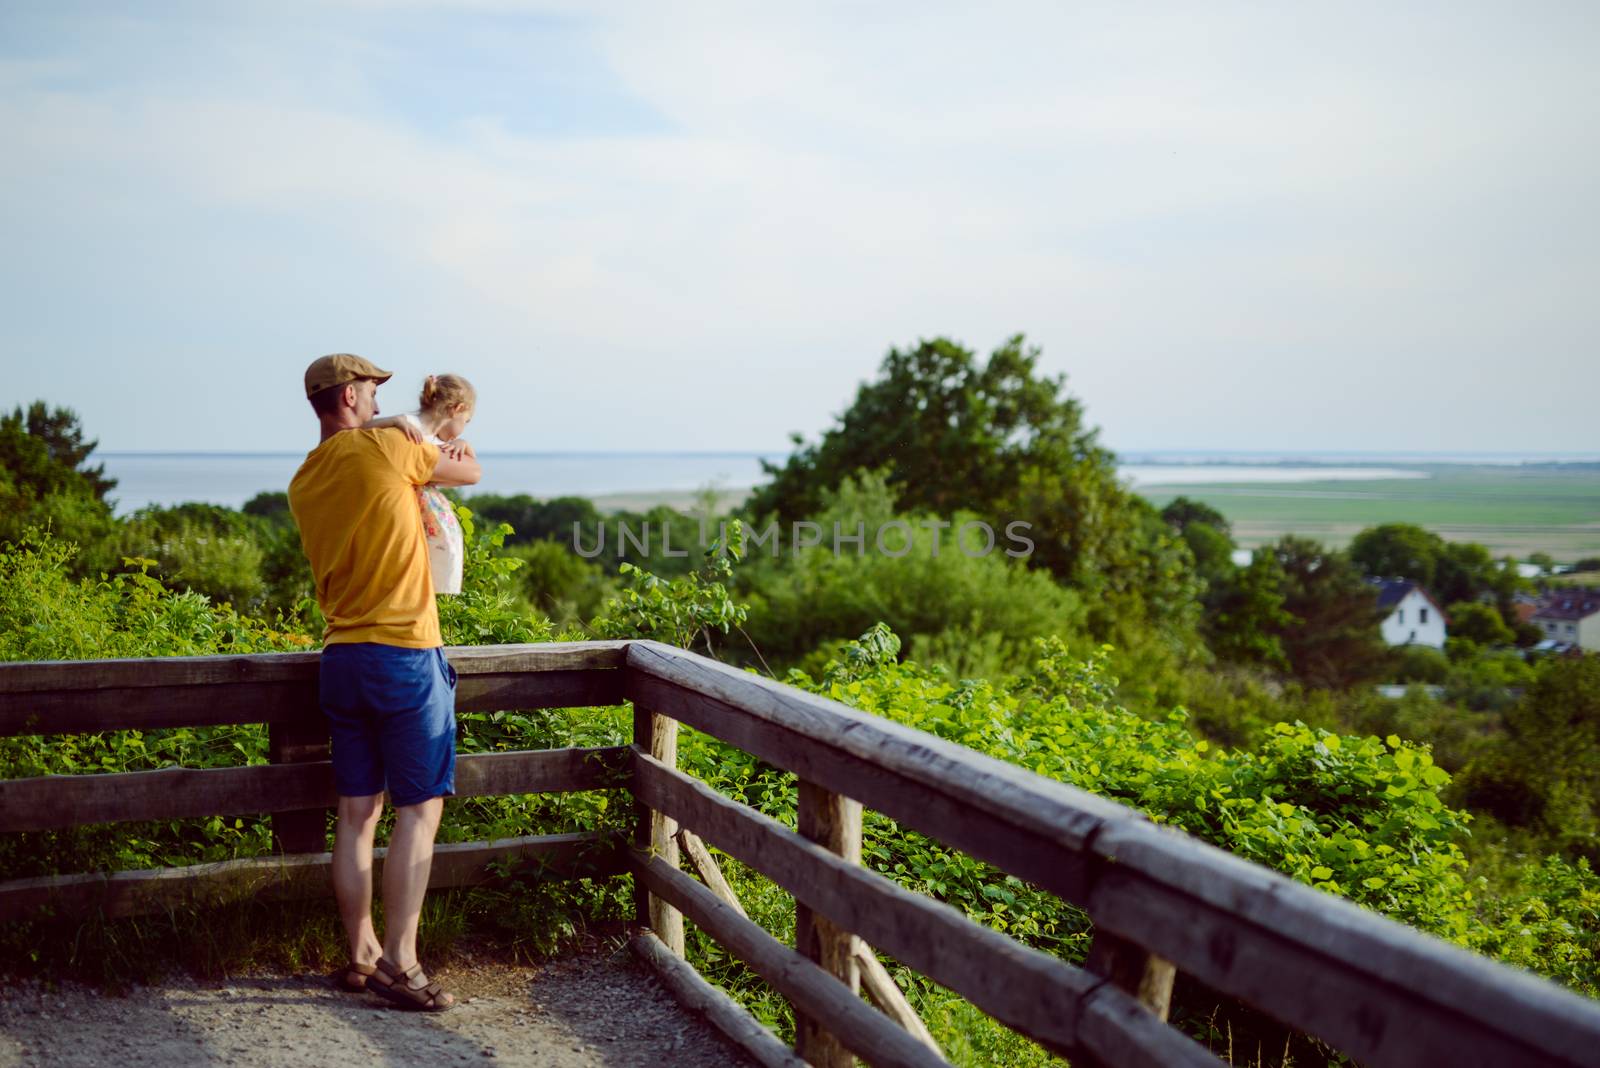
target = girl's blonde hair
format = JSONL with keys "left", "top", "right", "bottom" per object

{"left": 420, "top": 373, "right": 476, "bottom": 414}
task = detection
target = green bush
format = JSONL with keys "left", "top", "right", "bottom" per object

{"left": 116, "top": 510, "right": 269, "bottom": 613}
{"left": 737, "top": 471, "right": 1086, "bottom": 676}
{"left": 1396, "top": 645, "right": 1450, "bottom": 684}
{"left": 505, "top": 538, "right": 612, "bottom": 624}
{"left": 1447, "top": 601, "right": 1516, "bottom": 647}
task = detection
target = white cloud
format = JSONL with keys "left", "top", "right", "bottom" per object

{"left": 1, "top": 2, "right": 1597, "bottom": 452}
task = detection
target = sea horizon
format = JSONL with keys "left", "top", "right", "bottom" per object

{"left": 99, "top": 447, "right": 1600, "bottom": 462}
{"left": 88, "top": 448, "right": 1600, "bottom": 516}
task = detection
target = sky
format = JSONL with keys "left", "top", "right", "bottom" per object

{"left": 2, "top": 1, "right": 1597, "bottom": 454}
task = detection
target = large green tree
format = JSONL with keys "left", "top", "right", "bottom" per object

{"left": 1267, "top": 536, "right": 1391, "bottom": 689}
{"left": 1460, "top": 658, "right": 1600, "bottom": 859}
{"left": 746, "top": 336, "right": 1198, "bottom": 641}
{"left": 1350, "top": 523, "right": 1442, "bottom": 588}
{"left": 0, "top": 402, "right": 117, "bottom": 566}
{"left": 1161, "top": 497, "right": 1289, "bottom": 669}
{"left": 1350, "top": 522, "right": 1525, "bottom": 619}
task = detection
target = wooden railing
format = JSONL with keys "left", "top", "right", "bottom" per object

{"left": 3, "top": 640, "right": 1599, "bottom": 1067}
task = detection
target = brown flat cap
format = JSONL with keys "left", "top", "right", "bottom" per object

{"left": 304, "top": 353, "right": 393, "bottom": 398}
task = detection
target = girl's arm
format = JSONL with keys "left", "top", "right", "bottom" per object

{"left": 362, "top": 414, "right": 424, "bottom": 444}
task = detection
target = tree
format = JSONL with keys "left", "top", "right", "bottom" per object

{"left": 1162, "top": 497, "right": 1233, "bottom": 587}
{"left": 1433, "top": 540, "right": 1509, "bottom": 609}
{"left": 465, "top": 493, "right": 602, "bottom": 546}
{"left": 1159, "top": 497, "right": 1288, "bottom": 669}
{"left": 1462, "top": 658, "right": 1600, "bottom": 859}
{"left": 115, "top": 503, "right": 272, "bottom": 611}
{"left": 1445, "top": 601, "right": 1514, "bottom": 646}
{"left": 1349, "top": 523, "right": 1442, "bottom": 588}
{"left": 746, "top": 335, "right": 1199, "bottom": 642}
{"left": 0, "top": 402, "right": 118, "bottom": 567}
{"left": 1350, "top": 522, "right": 1526, "bottom": 631}
{"left": 1206, "top": 550, "right": 1292, "bottom": 670}
{"left": 1161, "top": 496, "right": 1231, "bottom": 538}
{"left": 1266, "top": 536, "right": 1391, "bottom": 689}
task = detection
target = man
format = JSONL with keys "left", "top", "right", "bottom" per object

{"left": 288, "top": 353, "right": 481, "bottom": 1012}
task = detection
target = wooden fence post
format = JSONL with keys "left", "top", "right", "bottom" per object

{"left": 1086, "top": 930, "right": 1176, "bottom": 1021}
{"left": 267, "top": 720, "right": 329, "bottom": 855}
{"left": 795, "top": 779, "right": 862, "bottom": 1068}
{"left": 634, "top": 703, "right": 684, "bottom": 955}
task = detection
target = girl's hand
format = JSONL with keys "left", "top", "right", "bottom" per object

{"left": 441, "top": 438, "right": 473, "bottom": 460}
{"left": 367, "top": 415, "right": 424, "bottom": 444}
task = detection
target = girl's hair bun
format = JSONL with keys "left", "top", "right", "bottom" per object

{"left": 420, "top": 373, "right": 476, "bottom": 412}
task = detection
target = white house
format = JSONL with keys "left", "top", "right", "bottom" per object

{"left": 1369, "top": 579, "right": 1447, "bottom": 649}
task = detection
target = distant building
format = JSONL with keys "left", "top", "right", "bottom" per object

{"left": 1511, "top": 593, "right": 1540, "bottom": 626}
{"left": 1531, "top": 588, "right": 1600, "bottom": 653}
{"left": 1369, "top": 578, "right": 1447, "bottom": 649}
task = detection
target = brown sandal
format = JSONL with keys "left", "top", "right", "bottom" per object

{"left": 332, "top": 961, "right": 376, "bottom": 992}
{"left": 369, "top": 956, "right": 455, "bottom": 1012}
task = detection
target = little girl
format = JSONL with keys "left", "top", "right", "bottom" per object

{"left": 368, "top": 374, "right": 476, "bottom": 595}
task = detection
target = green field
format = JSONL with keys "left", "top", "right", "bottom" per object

{"left": 1138, "top": 464, "right": 1600, "bottom": 560}
{"left": 575, "top": 464, "right": 1599, "bottom": 561}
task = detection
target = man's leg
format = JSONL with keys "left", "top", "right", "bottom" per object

{"left": 370, "top": 645, "right": 457, "bottom": 1006}
{"left": 332, "top": 792, "right": 385, "bottom": 966}
{"left": 380, "top": 795, "right": 444, "bottom": 970}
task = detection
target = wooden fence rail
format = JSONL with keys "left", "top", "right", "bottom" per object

{"left": 3, "top": 640, "right": 1599, "bottom": 1068}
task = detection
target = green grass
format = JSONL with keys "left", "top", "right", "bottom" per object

{"left": 1139, "top": 464, "right": 1600, "bottom": 559}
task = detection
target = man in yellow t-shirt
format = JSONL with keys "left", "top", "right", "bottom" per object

{"left": 288, "top": 353, "right": 481, "bottom": 1012}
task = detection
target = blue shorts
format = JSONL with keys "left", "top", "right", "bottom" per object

{"left": 319, "top": 643, "right": 458, "bottom": 807}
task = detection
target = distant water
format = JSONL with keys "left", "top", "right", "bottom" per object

{"left": 99, "top": 452, "right": 788, "bottom": 514}
{"left": 91, "top": 450, "right": 1503, "bottom": 515}
{"left": 1120, "top": 465, "right": 1427, "bottom": 487}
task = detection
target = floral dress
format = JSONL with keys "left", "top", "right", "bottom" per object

{"left": 399, "top": 412, "right": 465, "bottom": 595}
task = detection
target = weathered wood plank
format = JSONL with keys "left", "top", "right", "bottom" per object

{"left": 629, "top": 849, "right": 950, "bottom": 1068}
{"left": 454, "top": 746, "right": 629, "bottom": 799}
{"left": 633, "top": 705, "right": 684, "bottom": 955}
{"left": 795, "top": 779, "right": 862, "bottom": 1068}
{"left": 455, "top": 668, "right": 626, "bottom": 717}
{"left": 677, "top": 828, "right": 749, "bottom": 920}
{"left": 1076, "top": 983, "right": 1225, "bottom": 1068}
{"left": 0, "top": 831, "right": 625, "bottom": 921}
{"left": 1088, "top": 820, "right": 1600, "bottom": 1068}
{"left": 268, "top": 719, "right": 329, "bottom": 854}
{"left": 630, "top": 751, "right": 1108, "bottom": 1061}
{"left": 0, "top": 642, "right": 631, "bottom": 693}
{"left": 630, "top": 930, "right": 808, "bottom": 1068}
{"left": 855, "top": 945, "right": 942, "bottom": 1057}
{"left": 0, "top": 747, "right": 630, "bottom": 833}
{"left": 0, "top": 671, "right": 625, "bottom": 736}
{"left": 1085, "top": 930, "right": 1175, "bottom": 1022}
{"left": 625, "top": 641, "right": 1131, "bottom": 904}
{"left": 0, "top": 644, "right": 629, "bottom": 736}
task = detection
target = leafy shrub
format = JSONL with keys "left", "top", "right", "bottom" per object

{"left": 1396, "top": 645, "right": 1450, "bottom": 684}
{"left": 505, "top": 538, "right": 612, "bottom": 624}
{"left": 436, "top": 506, "right": 554, "bottom": 646}
{"left": 116, "top": 510, "right": 269, "bottom": 613}
{"left": 737, "top": 471, "right": 1086, "bottom": 676}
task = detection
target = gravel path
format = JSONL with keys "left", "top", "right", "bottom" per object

{"left": 0, "top": 942, "right": 761, "bottom": 1067}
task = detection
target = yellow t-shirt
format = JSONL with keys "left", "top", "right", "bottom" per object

{"left": 288, "top": 428, "right": 442, "bottom": 648}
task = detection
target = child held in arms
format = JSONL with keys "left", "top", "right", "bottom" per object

{"left": 367, "top": 374, "right": 477, "bottom": 595}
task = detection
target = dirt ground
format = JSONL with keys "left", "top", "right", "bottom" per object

{"left": 0, "top": 941, "right": 760, "bottom": 1068}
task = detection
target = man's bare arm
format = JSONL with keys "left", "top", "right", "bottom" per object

{"left": 431, "top": 454, "right": 482, "bottom": 487}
